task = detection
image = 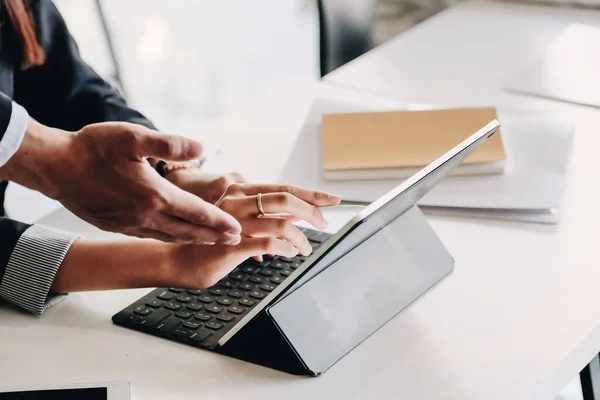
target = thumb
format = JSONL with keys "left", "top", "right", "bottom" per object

{"left": 134, "top": 129, "right": 203, "bottom": 161}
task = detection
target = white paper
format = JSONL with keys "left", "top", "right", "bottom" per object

{"left": 506, "top": 24, "right": 600, "bottom": 108}
{"left": 278, "top": 98, "right": 574, "bottom": 223}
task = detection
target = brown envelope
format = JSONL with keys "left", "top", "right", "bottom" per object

{"left": 321, "top": 107, "right": 505, "bottom": 171}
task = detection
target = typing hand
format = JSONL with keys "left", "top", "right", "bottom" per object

{"left": 215, "top": 184, "right": 341, "bottom": 257}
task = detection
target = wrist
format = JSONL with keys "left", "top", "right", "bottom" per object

{"left": 53, "top": 239, "right": 180, "bottom": 292}
{"left": 0, "top": 118, "right": 75, "bottom": 197}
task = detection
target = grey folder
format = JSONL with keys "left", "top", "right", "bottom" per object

{"left": 279, "top": 98, "right": 573, "bottom": 224}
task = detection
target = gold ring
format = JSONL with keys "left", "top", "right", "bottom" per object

{"left": 257, "top": 193, "right": 266, "bottom": 216}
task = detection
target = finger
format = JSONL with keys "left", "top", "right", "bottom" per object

{"left": 129, "top": 126, "right": 203, "bottom": 161}
{"left": 163, "top": 185, "right": 242, "bottom": 236}
{"left": 232, "top": 184, "right": 341, "bottom": 207}
{"left": 241, "top": 218, "right": 312, "bottom": 256}
{"left": 239, "top": 237, "right": 299, "bottom": 259}
{"left": 151, "top": 213, "right": 241, "bottom": 245}
{"left": 263, "top": 193, "right": 328, "bottom": 229}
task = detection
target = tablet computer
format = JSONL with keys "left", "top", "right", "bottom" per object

{"left": 0, "top": 381, "right": 130, "bottom": 400}
{"left": 218, "top": 119, "right": 501, "bottom": 345}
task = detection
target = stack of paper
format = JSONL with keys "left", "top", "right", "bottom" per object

{"left": 321, "top": 107, "right": 506, "bottom": 181}
{"left": 278, "top": 98, "right": 574, "bottom": 224}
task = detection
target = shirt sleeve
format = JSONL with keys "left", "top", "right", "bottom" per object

{"left": 0, "top": 95, "right": 29, "bottom": 168}
{"left": 0, "top": 220, "right": 79, "bottom": 315}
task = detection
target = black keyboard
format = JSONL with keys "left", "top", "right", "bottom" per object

{"left": 112, "top": 227, "right": 332, "bottom": 349}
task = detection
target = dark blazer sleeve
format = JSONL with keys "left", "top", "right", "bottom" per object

{"left": 13, "top": 0, "right": 156, "bottom": 132}
{"left": 0, "top": 92, "right": 14, "bottom": 143}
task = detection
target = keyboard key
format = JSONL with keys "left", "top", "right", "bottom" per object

{"left": 197, "top": 295, "right": 214, "bottom": 303}
{"left": 172, "top": 328, "right": 191, "bottom": 338}
{"left": 208, "top": 287, "right": 228, "bottom": 296}
{"left": 228, "top": 306, "right": 246, "bottom": 314}
{"left": 228, "top": 290, "right": 244, "bottom": 298}
{"left": 250, "top": 276, "right": 264, "bottom": 284}
{"left": 175, "top": 310, "right": 193, "bottom": 319}
{"left": 279, "top": 256, "right": 296, "bottom": 263}
{"left": 205, "top": 305, "right": 223, "bottom": 314}
{"left": 249, "top": 291, "right": 266, "bottom": 300}
{"left": 169, "top": 288, "right": 185, "bottom": 293}
{"left": 183, "top": 320, "right": 201, "bottom": 329}
{"left": 164, "top": 302, "right": 181, "bottom": 311}
{"left": 205, "top": 321, "right": 224, "bottom": 330}
{"left": 145, "top": 299, "right": 163, "bottom": 308}
{"left": 126, "top": 315, "right": 144, "bottom": 326}
{"left": 189, "top": 328, "right": 213, "bottom": 342}
{"left": 259, "top": 268, "right": 273, "bottom": 277}
{"left": 270, "top": 261, "right": 286, "bottom": 270}
{"left": 187, "top": 289, "right": 204, "bottom": 295}
{"left": 217, "top": 298, "right": 234, "bottom": 306}
{"left": 217, "top": 313, "right": 235, "bottom": 322}
{"left": 220, "top": 280, "right": 238, "bottom": 288}
{"left": 281, "top": 269, "right": 292, "bottom": 277}
{"left": 157, "top": 316, "right": 182, "bottom": 333}
{"left": 231, "top": 272, "right": 249, "bottom": 281}
{"left": 134, "top": 306, "right": 152, "bottom": 316}
{"left": 241, "top": 265, "right": 257, "bottom": 274}
{"left": 157, "top": 291, "right": 175, "bottom": 301}
{"left": 186, "top": 302, "right": 203, "bottom": 311}
{"left": 290, "top": 262, "right": 302, "bottom": 269}
{"left": 239, "top": 298, "right": 257, "bottom": 307}
{"left": 260, "top": 283, "right": 276, "bottom": 292}
{"left": 310, "top": 231, "right": 330, "bottom": 243}
{"left": 194, "top": 312, "right": 212, "bottom": 321}
{"left": 142, "top": 309, "right": 171, "bottom": 328}
{"left": 239, "top": 282, "right": 254, "bottom": 291}
{"left": 176, "top": 294, "right": 193, "bottom": 303}
{"left": 270, "top": 276, "right": 283, "bottom": 284}
{"left": 260, "top": 259, "right": 272, "bottom": 267}
{"left": 310, "top": 240, "right": 322, "bottom": 250}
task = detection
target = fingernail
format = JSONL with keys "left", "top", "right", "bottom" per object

{"left": 257, "top": 255, "right": 264, "bottom": 262}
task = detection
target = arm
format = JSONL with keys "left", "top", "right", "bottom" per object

{"left": 14, "top": 0, "right": 154, "bottom": 131}
{"left": 0, "top": 90, "right": 79, "bottom": 315}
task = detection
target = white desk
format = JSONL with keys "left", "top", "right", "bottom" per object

{"left": 1, "top": 78, "right": 599, "bottom": 400}
{"left": 325, "top": 0, "right": 600, "bottom": 109}
{"left": 3, "top": 3, "right": 600, "bottom": 400}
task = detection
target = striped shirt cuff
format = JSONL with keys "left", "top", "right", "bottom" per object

{"left": 0, "top": 225, "right": 80, "bottom": 315}
{"left": 0, "top": 101, "right": 28, "bottom": 167}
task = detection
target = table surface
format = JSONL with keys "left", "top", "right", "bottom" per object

{"left": 3, "top": 1, "right": 600, "bottom": 399}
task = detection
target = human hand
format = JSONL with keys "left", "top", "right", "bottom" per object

{"left": 216, "top": 183, "right": 341, "bottom": 256}
{"left": 166, "top": 170, "right": 246, "bottom": 204}
{"left": 52, "top": 235, "right": 305, "bottom": 293}
{"left": 20, "top": 120, "right": 242, "bottom": 244}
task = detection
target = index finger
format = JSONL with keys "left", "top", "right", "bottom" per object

{"left": 163, "top": 184, "right": 242, "bottom": 236}
{"left": 236, "top": 184, "right": 341, "bottom": 207}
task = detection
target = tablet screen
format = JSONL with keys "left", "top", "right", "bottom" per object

{"left": 0, "top": 388, "right": 107, "bottom": 400}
